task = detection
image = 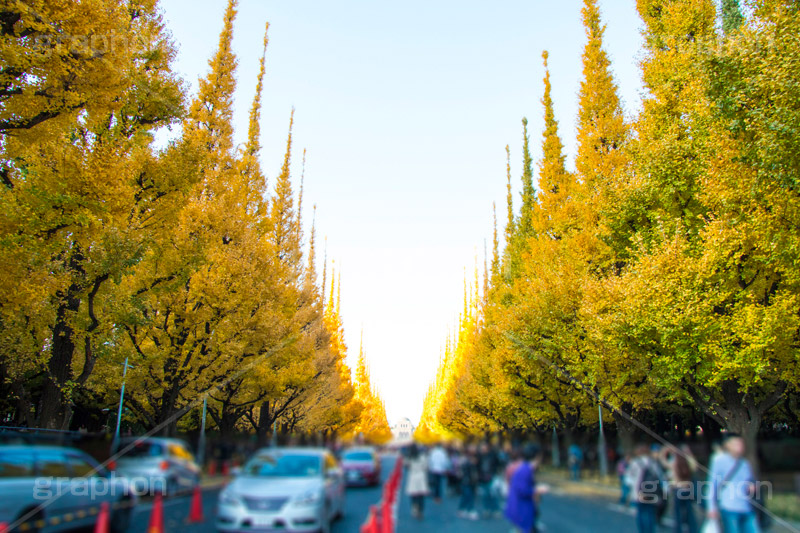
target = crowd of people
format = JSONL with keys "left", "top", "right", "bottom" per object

{"left": 402, "top": 433, "right": 766, "bottom": 533}
{"left": 618, "top": 433, "right": 766, "bottom": 533}
{"left": 403, "top": 440, "right": 549, "bottom": 531}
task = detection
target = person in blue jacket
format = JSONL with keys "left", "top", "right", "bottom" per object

{"left": 707, "top": 434, "right": 761, "bottom": 533}
{"left": 505, "top": 444, "right": 543, "bottom": 533}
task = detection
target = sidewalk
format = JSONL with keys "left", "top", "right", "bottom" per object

{"left": 199, "top": 474, "right": 229, "bottom": 489}
{"left": 539, "top": 470, "right": 800, "bottom": 533}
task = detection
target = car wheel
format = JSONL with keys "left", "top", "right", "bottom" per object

{"left": 110, "top": 499, "right": 133, "bottom": 533}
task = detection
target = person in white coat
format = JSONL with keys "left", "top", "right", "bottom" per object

{"left": 405, "top": 444, "right": 430, "bottom": 519}
{"left": 428, "top": 443, "right": 451, "bottom": 503}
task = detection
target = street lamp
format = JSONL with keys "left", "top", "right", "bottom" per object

{"left": 552, "top": 425, "right": 560, "bottom": 467}
{"left": 197, "top": 396, "right": 207, "bottom": 467}
{"left": 111, "top": 358, "right": 132, "bottom": 452}
{"left": 598, "top": 405, "right": 608, "bottom": 478}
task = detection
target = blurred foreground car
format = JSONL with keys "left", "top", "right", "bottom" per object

{"left": 112, "top": 437, "right": 200, "bottom": 496}
{"left": 340, "top": 447, "right": 381, "bottom": 487}
{"left": 216, "top": 447, "right": 345, "bottom": 533}
{"left": 0, "top": 445, "right": 134, "bottom": 532}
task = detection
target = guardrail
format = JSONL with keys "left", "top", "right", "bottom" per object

{"left": 360, "top": 456, "right": 403, "bottom": 533}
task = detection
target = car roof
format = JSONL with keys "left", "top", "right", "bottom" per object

{"left": 251, "top": 447, "right": 329, "bottom": 457}
{"left": 118, "top": 436, "right": 187, "bottom": 445}
{"left": 0, "top": 444, "right": 83, "bottom": 454}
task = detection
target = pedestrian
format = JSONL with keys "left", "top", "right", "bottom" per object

{"left": 505, "top": 446, "right": 523, "bottom": 484}
{"left": 617, "top": 453, "right": 632, "bottom": 506}
{"left": 504, "top": 443, "right": 545, "bottom": 533}
{"left": 428, "top": 441, "right": 450, "bottom": 504}
{"left": 568, "top": 443, "right": 583, "bottom": 480}
{"left": 662, "top": 444, "right": 699, "bottom": 533}
{"left": 405, "top": 443, "right": 430, "bottom": 520}
{"left": 651, "top": 444, "right": 669, "bottom": 525}
{"left": 477, "top": 441, "right": 500, "bottom": 518}
{"left": 706, "top": 434, "right": 761, "bottom": 533}
{"left": 627, "top": 443, "right": 666, "bottom": 533}
{"left": 457, "top": 445, "right": 480, "bottom": 520}
{"left": 446, "top": 444, "right": 461, "bottom": 497}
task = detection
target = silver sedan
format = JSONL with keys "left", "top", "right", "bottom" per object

{"left": 216, "top": 447, "right": 345, "bottom": 533}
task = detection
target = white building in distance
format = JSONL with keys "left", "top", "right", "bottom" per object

{"left": 391, "top": 417, "right": 415, "bottom": 443}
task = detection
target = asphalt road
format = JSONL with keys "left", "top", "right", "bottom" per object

{"left": 121, "top": 462, "right": 388, "bottom": 533}
{"left": 395, "top": 483, "right": 643, "bottom": 533}
{"left": 81, "top": 455, "right": 800, "bottom": 533}
{"left": 116, "top": 455, "right": 652, "bottom": 533}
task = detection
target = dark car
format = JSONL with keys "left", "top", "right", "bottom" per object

{"left": 0, "top": 445, "right": 135, "bottom": 532}
{"left": 340, "top": 447, "right": 381, "bottom": 487}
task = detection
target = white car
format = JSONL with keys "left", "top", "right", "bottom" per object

{"left": 216, "top": 447, "right": 345, "bottom": 533}
{"left": 112, "top": 437, "right": 200, "bottom": 496}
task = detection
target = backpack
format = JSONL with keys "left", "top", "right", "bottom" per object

{"left": 637, "top": 460, "right": 665, "bottom": 508}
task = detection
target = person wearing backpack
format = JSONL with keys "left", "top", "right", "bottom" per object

{"left": 706, "top": 434, "right": 761, "bottom": 533}
{"left": 662, "top": 444, "right": 699, "bottom": 533}
{"left": 626, "top": 443, "right": 666, "bottom": 533}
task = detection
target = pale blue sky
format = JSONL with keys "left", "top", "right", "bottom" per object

{"left": 158, "top": 0, "right": 645, "bottom": 425}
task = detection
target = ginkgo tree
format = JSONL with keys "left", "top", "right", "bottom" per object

{"left": 422, "top": 0, "right": 800, "bottom": 465}
{"left": 1, "top": 0, "right": 383, "bottom": 443}
{"left": 0, "top": 0, "right": 185, "bottom": 429}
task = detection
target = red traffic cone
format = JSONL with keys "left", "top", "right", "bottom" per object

{"left": 0, "top": 522, "right": 9, "bottom": 533}
{"left": 148, "top": 493, "right": 164, "bottom": 533}
{"left": 207, "top": 460, "right": 217, "bottom": 476}
{"left": 381, "top": 501, "right": 392, "bottom": 533}
{"left": 187, "top": 485, "right": 204, "bottom": 523}
{"left": 360, "top": 505, "right": 379, "bottom": 533}
{"left": 221, "top": 460, "right": 230, "bottom": 476}
{"left": 94, "top": 502, "right": 110, "bottom": 533}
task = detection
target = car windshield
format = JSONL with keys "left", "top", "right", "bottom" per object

{"left": 118, "top": 441, "right": 164, "bottom": 458}
{"left": 244, "top": 453, "right": 321, "bottom": 477}
{"left": 343, "top": 452, "right": 373, "bottom": 461}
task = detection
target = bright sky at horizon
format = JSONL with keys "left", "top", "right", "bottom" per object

{"left": 158, "top": 0, "right": 645, "bottom": 427}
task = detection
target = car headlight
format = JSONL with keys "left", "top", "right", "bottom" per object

{"left": 219, "top": 489, "right": 243, "bottom": 507}
{"left": 292, "top": 490, "right": 322, "bottom": 507}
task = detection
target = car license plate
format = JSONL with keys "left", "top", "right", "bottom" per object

{"left": 347, "top": 471, "right": 360, "bottom": 480}
{"left": 252, "top": 516, "right": 277, "bottom": 527}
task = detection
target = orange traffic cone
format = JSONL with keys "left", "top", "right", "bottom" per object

{"left": 148, "top": 493, "right": 164, "bottom": 533}
{"left": 94, "top": 502, "right": 110, "bottom": 533}
{"left": 381, "top": 501, "right": 392, "bottom": 533}
{"left": 187, "top": 485, "right": 204, "bottom": 523}
{"left": 360, "top": 505, "right": 379, "bottom": 533}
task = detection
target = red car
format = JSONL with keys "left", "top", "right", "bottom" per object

{"left": 341, "top": 447, "right": 381, "bottom": 487}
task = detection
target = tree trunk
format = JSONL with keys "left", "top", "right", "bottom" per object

{"left": 704, "top": 379, "right": 788, "bottom": 477}
{"left": 723, "top": 400, "right": 763, "bottom": 477}
{"left": 612, "top": 409, "right": 638, "bottom": 454}
{"left": 256, "top": 401, "right": 272, "bottom": 447}
{"left": 11, "top": 378, "right": 34, "bottom": 427}
{"left": 156, "top": 383, "right": 181, "bottom": 436}
{"left": 38, "top": 280, "right": 82, "bottom": 429}
{"left": 219, "top": 407, "right": 244, "bottom": 441}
